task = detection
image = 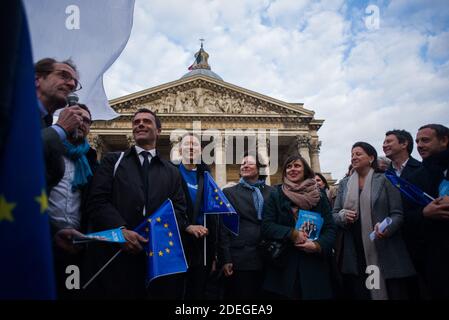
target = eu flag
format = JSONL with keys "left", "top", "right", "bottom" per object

{"left": 385, "top": 171, "right": 434, "bottom": 206}
{"left": 135, "top": 199, "right": 188, "bottom": 285}
{"left": 203, "top": 171, "right": 239, "bottom": 235}
{"left": 0, "top": 2, "right": 55, "bottom": 299}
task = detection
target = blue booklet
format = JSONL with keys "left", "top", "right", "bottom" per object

{"left": 72, "top": 227, "right": 126, "bottom": 244}
{"left": 295, "top": 210, "right": 324, "bottom": 241}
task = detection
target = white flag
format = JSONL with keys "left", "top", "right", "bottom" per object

{"left": 23, "top": 0, "right": 135, "bottom": 120}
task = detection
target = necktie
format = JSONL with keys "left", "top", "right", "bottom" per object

{"left": 140, "top": 151, "right": 151, "bottom": 215}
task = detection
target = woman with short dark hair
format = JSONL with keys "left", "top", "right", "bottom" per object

{"left": 261, "top": 154, "right": 336, "bottom": 299}
{"left": 218, "top": 152, "right": 273, "bottom": 299}
{"left": 333, "top": 142, "right": 415, "bottom": 300}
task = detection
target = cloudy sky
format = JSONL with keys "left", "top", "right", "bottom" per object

{"left": 102, "top": 0, "right": 449, "bottom": 181}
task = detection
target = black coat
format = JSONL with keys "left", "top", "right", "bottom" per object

{"left": 83, "top": 146, "right": 187, "bottom": 298}
{"left": 261, "top": 185, "right": 336, "bottom": 299}
{"left": 175, "top": 162, "right": 219, "bottom": 268}
{"left": 408, "top": 149, "right": 449, "bottom": 298}
{"left": 389, "top": 157, "right": 424, "bottom": 270}
{"left": 218, "top": 182, "right": 274, "bottom": 270}
{"left": 40, "top": 117, "right": 65, "bottom": 193}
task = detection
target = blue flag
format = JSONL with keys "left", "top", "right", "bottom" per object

{"left": 72, "top": 227, "right": 126, "bottom": 244}
{"left": 203, "top": 171, "right": 239, "bottom": 235}
{"left": 134, "top": 199, "right": 188, "bottom": 285}
{"left": 0, "top": 3, "right": 56, "bottom": 299}
{"left": 385, "top": 171, "right": 434, "bottom": 206}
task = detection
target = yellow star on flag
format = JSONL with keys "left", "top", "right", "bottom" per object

{"left": 168, "top": 232, "right": 173, "bottom": 237}
{"left": 145, "top": 227, "right": 149, "bottom": 233}
{"left": 0, "top": 195, "right": 16, "bottom": 222}
{"left": 214, "top": 189, "right": 218, "bottom": 193}
{"left": 219, "top": 201, "right": 223, "bottom": 205}
{"left": 164, "top": 223, "right": 168, "bottom": 228}
{"left": 215, "top": 196, "right": 219, "bottom": 200}
{"left": 169, "top": 241, "right": 174, "bottom": 246}
{"left": 149, "top": 251, "right": 154, "bottom": 257}
{"left": 165, "top": 248, "right": 170, "bottom": 253}
{"left": 156, "top": 217, "right": 161, "bottom": 222}
{"left": 158, "top": 251, "right": 163, "bottom": 256}
{"left": 35, "top": 189, "right": 48, "bottom": 214}
{"left": 147, "top": 218, "right": 152, "bottom": 223}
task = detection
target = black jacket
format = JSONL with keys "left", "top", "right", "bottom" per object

{"left": 389, "top": 157, "right": 423, "bottom": 267}
{"left": 218, "top": 182, "right": 273, "bottom": 271}
{"left": 83, "top": 146, "right": 187, "bottom": 298}
{"left": 261, "top": 185, "right": 336, "bottom": 299}
{"left": 41, "top": 117, "right": 65, "bottom": 193}
{"left": 408, "top": 149, "right": 449, "bottom": 298}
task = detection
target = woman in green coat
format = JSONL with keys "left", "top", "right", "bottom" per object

{"left": 261, "top": 154, "right": 336, "bottom": 299}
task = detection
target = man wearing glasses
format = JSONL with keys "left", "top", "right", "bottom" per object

{"left": 35, "top": 58, "right": 85, "bottom": 192}
{"left": 47, "top": 102, "right": 98, "bottom": 299}
{"left": 35, "top": 58, "right": 98, "bottom": 299}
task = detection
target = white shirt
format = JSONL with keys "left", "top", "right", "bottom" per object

{"left": 48, "top": 156, "right": 81, "bottom": 230}
{"left": 134, "top": 146, "right": 156, "bottom": 165}
{"left": 134, "top": 146, "right": 156, "bottom": 215}
{"left": 393, "top": 158, "right": 409, "bottom": 177}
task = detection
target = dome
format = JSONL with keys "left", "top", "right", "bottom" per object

{"left": 181, "top": 42, "right": 223, "bottom": 81}
{"left": 181, "top": 68, "right": 223, "bottom": 81}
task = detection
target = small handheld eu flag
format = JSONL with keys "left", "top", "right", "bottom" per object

{"left": 135, "top": 199, "right": 188, "bottom": 285}
{"left": 385, "top": 171, "right": 434, "bottom": 206}
{"left": 203, "top": 171, "right": 239, "bottom": 236}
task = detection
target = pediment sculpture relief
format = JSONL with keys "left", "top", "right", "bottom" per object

{"left": 134, "top": 88, "right": 283, "bottom": 115}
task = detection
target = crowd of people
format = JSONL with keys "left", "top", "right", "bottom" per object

{"left": 37, "top": 58, "right": 449, "bottom": 300}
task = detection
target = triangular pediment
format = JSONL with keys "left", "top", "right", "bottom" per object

{"left": 109, "top": 74, "right": 315, "bottom": 119}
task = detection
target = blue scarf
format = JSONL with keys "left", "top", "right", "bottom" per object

{"left": 239, "top": 178, "right": 265, "bottom": 220}
{"left": 63, "top": 139, "right": 93, "bottom": 191}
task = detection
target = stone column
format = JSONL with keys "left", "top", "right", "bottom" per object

{"left": 214, "top": 134, "right": 227, "bottom": 187}
{"left": 295, "top": 135, "right": 311, "bottom": 166}
{"left": 309, "top": 139, "right": 322, "bottom": 173}
{"left": 169, "top": 135, "right": 182, "bottom": 163}
{"left": 89, "top": 135, "right": 105, "bottom": 160}
{"left": 257, "top": 137, "right": 271, "bottom": 185}
{"left": 126, "top": 134, "right": 134, "bottom": 148}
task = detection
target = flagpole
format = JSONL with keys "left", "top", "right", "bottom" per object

{"left": 424, "top": 192, "right": 435, "bottom": 202}
{"left": 82, "top": 249, "right": 122, "bottom": 289}
{"left": 204, "top": 216, "right": 207, "bottom": 267}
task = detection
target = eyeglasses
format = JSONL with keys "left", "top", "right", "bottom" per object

{"left": 53, "top": 69, "right": 83, "bottom": 92}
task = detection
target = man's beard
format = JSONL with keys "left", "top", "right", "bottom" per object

{"left": 69, "top": 134, "right": 85, "bottom": 145}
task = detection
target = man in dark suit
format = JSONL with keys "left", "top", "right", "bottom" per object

{"left": 409, "top": 124, "right": 449, "bottom": 298}
{"left": 219, "top": 152, "right": 274, "bottom": 299}
{"left": 383, "top": 129, "right": 424, "bottom": 298}
{"left": 84, "top": 108, "right": 188, "bottom": 299}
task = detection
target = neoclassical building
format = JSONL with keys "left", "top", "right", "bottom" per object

{"left": 88, "top": 45, "right": 332, "bottom": 186}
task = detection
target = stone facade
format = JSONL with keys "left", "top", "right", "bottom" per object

{"left": 88, "top": 55, "right": 332, "bottom": 186}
